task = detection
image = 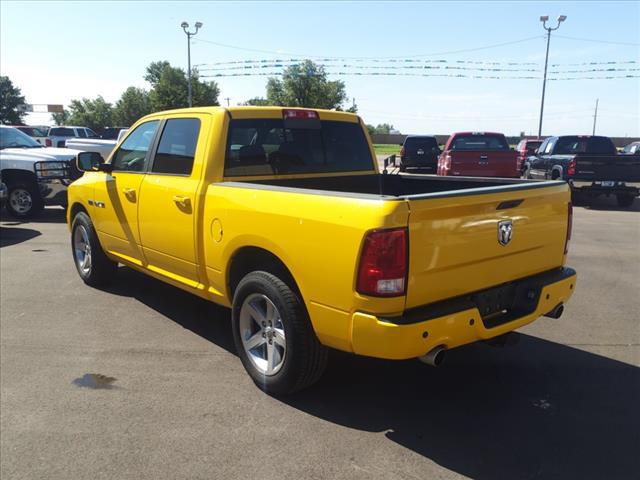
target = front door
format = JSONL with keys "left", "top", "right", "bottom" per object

{"left": 92, "top": 120, "right": 160, "bottom": 265}
{"left": 138, "top": 117, "right": 205, "bottom": 285}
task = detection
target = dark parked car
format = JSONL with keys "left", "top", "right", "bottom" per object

{"left": 621, "top": 141, "right": 640, "bottom": 155}
{"left": 399, "top": 136, "right": 441, "bottom": 173}
{"left": 524, "top": 135, "right": 640, "bottom": 207}
{"left": 99, "top": 127, "right": 128, "bottom": 140}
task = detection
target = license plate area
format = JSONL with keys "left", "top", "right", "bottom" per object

{"left": 474, "top": 283, "right": 541, "bottom": 329}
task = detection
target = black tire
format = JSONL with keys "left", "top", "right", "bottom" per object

{"left": 232, "top": 271, "right": 328, "bottom": 395}
{"left": 399, "top": 164, "right": 407, "bottom": 173}
{"left": 5, "top": 181, "right": 44, "bottom": 219}
{"left": 616, "top": 194, "right": 636, "bottom": 208}
{"left": 71, "top": 212, "right": 117, "bottom": 287}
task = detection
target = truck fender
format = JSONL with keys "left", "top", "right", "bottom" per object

{"left": 551, "top": 165, "right": 563, "bottom": 180}
{"left": 0, "top": 169, "right": 39, "bottom": 189}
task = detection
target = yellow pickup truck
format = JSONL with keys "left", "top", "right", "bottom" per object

{"left": 68, "top": 107, "right": 577, "bottom": 394}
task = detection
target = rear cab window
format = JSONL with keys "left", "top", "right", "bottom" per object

{"left": 450, "top": 134, "right": 509, "bottom": 151}
{"left": 49, "top": 127, "right": 75, "bottom": 137}
{"left": 224, "top": 116, "right": 374, "bottom": 177}
{"left": 404, "top": 137, "right": 438, "bottom": 152}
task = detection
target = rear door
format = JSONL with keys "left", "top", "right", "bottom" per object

{"left": 138, "top": 116, "right": 208, "bottom": 285}
{"left": 404, "top": 183, "right": 570, "bottom": 308}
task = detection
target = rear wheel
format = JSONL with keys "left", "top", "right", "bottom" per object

{"left": 232, "top": 271, "right": 328, "bottom": 395}
{"left": 71, "top": 212, "right": 117, "bottom": 286}
{"left": 616, "top": 194, "right": 636, "bottom": 208}
{"left": 6, "top": 182, "right": 44, "bottom": 219}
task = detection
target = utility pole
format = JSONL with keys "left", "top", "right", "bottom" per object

{"left": 181, "top": 21, "right": 203, "bottom": 107}
{"left": 537, "top": 14, "right": 567, "bottom": 138}
{"left": 224, "top": 97, "right": 231, "bottom": 106}
{"left": 592, "top": 98, "right": 599, "bottom": 135}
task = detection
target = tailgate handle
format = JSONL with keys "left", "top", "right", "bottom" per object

{"left": 480, "top": 155, "right": 488, "bottom": 159}
{"left": 497, "top": 199, "right": 524, "bottom": 210}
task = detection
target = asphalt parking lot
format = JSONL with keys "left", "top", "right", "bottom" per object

{"left": 1, "top": 197, "right": 639, "bottom": 480}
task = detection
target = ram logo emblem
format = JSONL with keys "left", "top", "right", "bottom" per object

{"left": 498, "top": 220, "right": 513, "bottom": 246}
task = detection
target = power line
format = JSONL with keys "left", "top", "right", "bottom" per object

{"left": 192, "top": 35, "right": 545, "bottom": 61}
{"left": 554, "top": 34, "right": 640, "bottom": 47}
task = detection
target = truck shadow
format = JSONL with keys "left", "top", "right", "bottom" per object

{"left": 0, "top": 206, "right": 68, "bottom": 224}
{"left": 0, "top": 226, "right": 41, "bottom": 247}
{"left": 103, "top": 266, "right": 638, "bottom": 480}
{"left": 573, "top": 194, "right": 639, "bottom": 212}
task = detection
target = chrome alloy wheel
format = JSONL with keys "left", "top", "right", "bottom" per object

{"left": 239, "top": 293, "right": 286, "bottom": 376}
{"left": 73, "top": 225, "right": 92, "bottom": 275}
{"left": 9, "top": 188, "right": 32, "bottom": 215}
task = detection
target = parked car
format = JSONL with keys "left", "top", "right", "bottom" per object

{"left": 515, "top": 138, "right": 543, "bottom": 173}
{"left": 0, "top": 172, "right": 7, "bottom": 210}
{"left": 12, "top": 125, "right": 49, "bottom": 145}
{"left": 0, "top": 126, "right": 82, "bottom": 218}
{"left": 437, "top": 132, "right": 519, "bottom": 178}
{"left": 621, "top": 141, "right": 640, "bottom": 155}
{"left": 523, "top": 135, "right": 640, "bottom": 207}
{"left": 398, "top": 135, "right": 440, "bottom": 173}
{"left": 46, "top": 126, "right": 99, "bottom": 147}
{"left": 68, "top": 106, "right": 576, "bottom": 394}
{"left": 99, "top": 127, "right": 128, "bottom": 140}
{"left": 65, "top": 129, "right": 128, "bottom": 159}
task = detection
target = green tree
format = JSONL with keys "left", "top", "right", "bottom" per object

{"left": 66, "top": 96, "right": 114, "bottom": 131}
{"left": 113, "top": 87, "right": 152, "bottom": 126}
{"left": 264, "top": 60, "right": 349, "bottom": 110}
{"left": 373, "top": 123, "right": 395, "bottom": 134}
{"left": 243, "top": 97, "right": 272, "bottom": 106}
{"left": 51, "top": 110, "right": 70, "bottom": 126}
{"left": 145, "top": 61, "right": 219, "bottom": 111}
{"left": 0, "top": 76, "right": 27, "bottom": 125}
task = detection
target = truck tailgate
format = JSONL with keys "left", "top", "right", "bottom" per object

{"left": 451, "top": 151, "right": 519, "bottom": 177}
{"left": 575, "top": 154, "right": 640, "bottom": 182}
{"left": 405, "top": 182, "right": 569, "bottom": 309}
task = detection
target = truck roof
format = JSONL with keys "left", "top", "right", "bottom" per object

{"left": 142, "top": 106, "right": 360, "bottom": 122}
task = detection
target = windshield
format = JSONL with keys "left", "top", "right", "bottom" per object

{"left": 224, "top": 118, "right": 374, "bottom": 177}
{"left": 0, "top": 127, "right": 42, "bottom": 149}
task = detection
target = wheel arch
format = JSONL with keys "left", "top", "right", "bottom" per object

{"left": 1, "top": 168, "right": 38, "bottom": 187}
{"left": 227, "top": 246, "right": 302, "bottom": 303}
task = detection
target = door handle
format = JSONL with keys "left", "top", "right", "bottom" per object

{"left": 173, "top": 195, "right": 191, "bottom": 208}
{"left": 122, "top": 188, "right": 136, "bottom": 201}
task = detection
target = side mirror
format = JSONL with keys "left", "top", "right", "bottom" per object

{"left": 76, "top": 151, "right": 111, "bottom": 173}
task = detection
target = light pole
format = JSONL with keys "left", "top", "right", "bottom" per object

{"left": 181, "top": 21, "right": 203, "bottom": 108}
{"left": 537, "top": 14, "right": 567, "bottom": 138}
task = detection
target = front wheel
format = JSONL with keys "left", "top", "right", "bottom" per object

{"left": 616, "top": 194, "right": 636, "bottom": 208}
{"left": 6, "top": 182, "right": 44, "bottom": 219}
{"left": 232, "top": 271, "right": 328, "bottom": 395}
{"left": 71, "top": 212, "right": 117, "bottom": 286}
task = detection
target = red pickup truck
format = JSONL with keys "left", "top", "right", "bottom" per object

{"left": 437, "top": 132, "right": 519, "bottom": 178}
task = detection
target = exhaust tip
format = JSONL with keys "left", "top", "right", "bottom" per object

{"left": 544, "top": 304, "right": 564, "bottom": 319}
{"left": 419, "top": 345, "right": 446, "bottom": 367}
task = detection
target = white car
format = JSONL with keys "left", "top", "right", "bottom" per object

{"left": 65, "top": 129, "right": 127, "bottom": 160}
{"left": 46, "top": 125, "right": 98, "bottom": 148}
{"left": 0, "top": 126, "right": 82, "bottom": 218}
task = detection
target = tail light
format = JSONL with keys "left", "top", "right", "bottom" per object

{"left": 45, "top": 138, "right": 52, "bottom": 147}
{"left": 567, "top": 158, "right": 576, "bottom": 176}
{"left": 283, "top": 109, "right": 318, "bottom": 120}
{"left": 564, "top": 202, "right": 573, "bottom": 254}
{"left": 400, "top": 146, "right": 405, "bottom": 157}
{"left": 357, "top": 228, "right": 408, "bottom": 297}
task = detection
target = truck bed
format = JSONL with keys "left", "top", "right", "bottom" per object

{"left": 241, "top": 173, "right": 559, "bottom": 199}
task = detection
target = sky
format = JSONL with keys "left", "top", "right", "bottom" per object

{"left": 1, "top": 0, "right": 638, "bottom": 136}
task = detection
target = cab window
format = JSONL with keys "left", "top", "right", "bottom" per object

{"left": 111, "top": 120, "right": 159, "bottom": 172}
{"left": 151, "top": 118, "right": 201, "bottom": 175}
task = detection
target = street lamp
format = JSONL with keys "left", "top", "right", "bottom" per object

{"left": 181, "top": 21, "right": 203, "bottom": 107}
{"left": 537, "top": 15, "right": 567, "bottom": 138}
